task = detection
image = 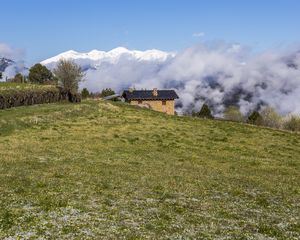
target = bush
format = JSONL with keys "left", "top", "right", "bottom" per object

{"left": 260, "top": 107, "right": 282, "bottom": 129}
{"left": 10, "top": 73, "right": 24, "bottom": 83}
{"left": 197, "top": 104, "right": 213, "bottom": 119}
{"left": 0, "top": 86, "right": 60, "bottom": 109}
{"left": 0, "top": 84, "right": 81, "bottom": 110}
{"left": 283, "top": 115, "right": 300, "bottom": 132}
{"left": 224, "top": 106, "right": 244, "bottom": 122}
{"left": 247, "top": 111, "right": 263, "bottom": 125}
{"left": 68, "top": 92, "right": 81, "bottom": 103}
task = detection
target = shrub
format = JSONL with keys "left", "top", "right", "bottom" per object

{"left": 0, "top": 83, "right": 81, "bottom": 109}
{"left": 197, "top": 104, "right": 213, "bottom": 119}
{"left": 247, "top": 111, "right": 263, "bottom": 125}
{"left": 59, "top": 89, "right": 81, "bottom": 103}
{"left": 68, "top": 92, "right": 81, "bottom": 103}
{"left": 10, "top": 73, "right": 24, "bottom": 83}
{"left": 81, "top": 88, "right": 90, "bottom": 99}
{"left": 0, "top": 85, "right": 60, "bottom": 109}
{"left": 260, "top": 107, "right": 282, "bottom": 129}
{"left": 283, "top": 115, "right": 300, "bottom": 132}
{"left": 224, "top": 106, "right": 244, "bottom": 122}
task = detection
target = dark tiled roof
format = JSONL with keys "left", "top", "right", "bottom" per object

{"left": 122, "top": 90, "right": 179, "bottom": 100}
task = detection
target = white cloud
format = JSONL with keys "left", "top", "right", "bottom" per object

{"left": 43, "top": 43, "right": 300, "bottom": 116}
{"left": 0, "top": 43, "right": 24, "bottom": 60}
{"left": 193, "top": 32, "right": 205, "bottom": 37}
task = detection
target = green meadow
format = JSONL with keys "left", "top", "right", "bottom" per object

{"left": 0, "top": 100, "right": 299, "bottom": 239}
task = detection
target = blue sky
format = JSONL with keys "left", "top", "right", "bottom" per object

{"left": 2, "top": 0, "right": 300, "bottom": 64}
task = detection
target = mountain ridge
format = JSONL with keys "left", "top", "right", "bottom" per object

{"left": 0, "top": 58, "right": 15, "bottom": 72}
{"left": 41, "top": 47, "right": 175, "bottom": 67}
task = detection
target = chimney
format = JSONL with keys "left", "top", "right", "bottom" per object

{"left": 152, "top": 88, "right": 158, "bottom": 97}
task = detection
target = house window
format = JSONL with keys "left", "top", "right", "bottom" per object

{"left": 138, "top": 100, "right": 143, "bottom": 104}
{"left": 162, "top": 100, "right": 166, "bottom": 105}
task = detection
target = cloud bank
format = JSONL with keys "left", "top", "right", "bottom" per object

{"left": 76, "top": 43, "right": 300, "bottom": 115}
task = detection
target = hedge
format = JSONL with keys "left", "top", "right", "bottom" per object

{"left": 0, "top": 84, "right": 81, "bottom": 109}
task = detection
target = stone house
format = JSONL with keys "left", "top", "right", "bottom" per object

{"left": 122, "top": 88, "right": 179, "bottom": 115}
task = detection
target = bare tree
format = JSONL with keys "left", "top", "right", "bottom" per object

{"left": 224, "top": 106, "right": 245, "bottom": 122}
{"left": 53, "top": 59, "right": 84, "bottom": 93}
{"left": 283, "top": 115, "right": 300, "bottom": 132}
{"left": 260, "top": 107, "right": 282, "bottom": 129}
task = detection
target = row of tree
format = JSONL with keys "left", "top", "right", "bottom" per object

{"left": 193, "top": 104, "right": 300, "bottom": 132}
{"left": 3, "top": 60, "right": 84, "bottom": 94}
{"left": 81, "top": 88, "right": 116, "bottom": 99}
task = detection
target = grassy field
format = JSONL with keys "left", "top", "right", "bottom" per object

{"left": 0, "top": 100, "right": 299, "bottom": 239}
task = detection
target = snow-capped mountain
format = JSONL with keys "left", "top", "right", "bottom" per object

{"left": 0, "top": 58, "right": 15, "bottom": 72}
{"left": 0, "top": 57, "right": 28, "bottom": 80}
{"left": 41, "top": 47, "right": 174, "bottom": 70}
{"left": 41, "top": 47, "right": 176, "bottom": 97}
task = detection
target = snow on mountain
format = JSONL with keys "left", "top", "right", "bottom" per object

{"left": 0, "top": 58, "right": 15, "bottom": 72}
{"left": 0, "top": 57, "right": 28, "bottom": 80}
{"left": 41, "top": 47, "right": 174, "bottom": 68}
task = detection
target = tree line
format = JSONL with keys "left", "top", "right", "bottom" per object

{"left": 2, "top": 59, "right": 84, "bottom": 95}
{"left": 80, "top": 88, "right": 116, "bottom": 99}
{"left": 1, "top": 61, "right": 116, "bottom": 100}
{"left": 193, "top": 103, "right": 300, "bottom": 132}
{"left": 0, "top": 59, "right": 84, "bottom": 109}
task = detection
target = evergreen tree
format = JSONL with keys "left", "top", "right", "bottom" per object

{"left": 198, "top": 104, "right": 213, "bottom": 119}
{"left": 100, "top": 88, "right": 115, "bottom": 97}
{"left": 247, "top": 111, "right": 263, "bottom": 125}
{"left": 28, "top": 63, "right": 53, "bottom": 84}
{"left": 0, "top": 72, "right": 2, "bottom": 80}
{"left": 81, "top": 88, "right": 90, "bottom": 99}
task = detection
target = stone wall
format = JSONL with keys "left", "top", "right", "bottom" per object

{"left": 130, "top": 100, "right": 175, "bottom": 115}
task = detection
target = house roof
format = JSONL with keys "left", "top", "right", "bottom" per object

{"left": 122, "top": 90, "right": 179, "bottom": 100}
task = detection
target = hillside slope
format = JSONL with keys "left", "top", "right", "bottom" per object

{"left": 0, "top": 101, "right": 299, "bottom": 239}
